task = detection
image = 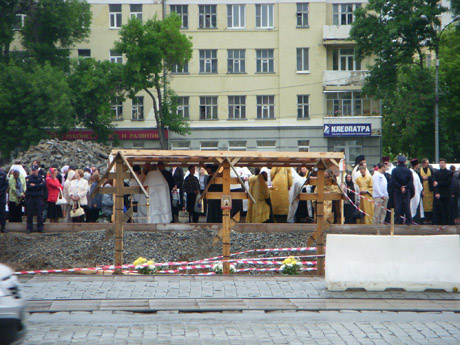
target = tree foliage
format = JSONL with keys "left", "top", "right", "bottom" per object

{"left": 0, "top": 62, "right": 75, "bottom": 157}
{"left": 115, "top": 15, "right": 193, "bottom": 149}
{"left": 67, "top": 58, "right": 125, "bottom": 142}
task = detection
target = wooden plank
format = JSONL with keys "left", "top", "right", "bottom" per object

{"left": 215, "top": 177, "right": 239, "bottom": 184}
{"left": 204, "top": 192, "right": 248, "bottom": 200}
{"left": 114, "top": 154, "right": 125, "bottom": 274}
{"left": 299, "top": 193, "right": 343, "bottom": 201}
{"left": 307, "top": 177, "right": 334, "bottom": 186}
{"left": 108, "top": 172, "right": 132, "bottom": 180}
{"left": 222, "top": 159, "right": 231, "bottom": 275}
{"left": 98, "top": 186, "right": 143, "bottom": 195}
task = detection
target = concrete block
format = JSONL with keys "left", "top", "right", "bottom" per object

{"left": 325, "top": 234, "right": 460, "bottom": 292}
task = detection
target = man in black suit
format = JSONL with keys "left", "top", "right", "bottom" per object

{"left": 433, "top": 158, "right": 453, "bottom": 225}
{"left": 171, "top": 166, "right": 184, "bottom": 222}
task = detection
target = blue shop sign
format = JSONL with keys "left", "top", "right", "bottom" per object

{"left": 324, "top": 123, "right": 372, "bottom": 137}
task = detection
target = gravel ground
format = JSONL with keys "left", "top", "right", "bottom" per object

{"left": 0, "top": 227, "right": 311, "bottom": 271}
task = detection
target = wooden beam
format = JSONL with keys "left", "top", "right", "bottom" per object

{"left": 299, "top": 193, "right": 343, "bottom": 201}
{"left": 118, "top": 151, "right": 149, "bottom": 198}
{"left": 222, "top": 160, "right": 231, "bottom": 275}
{"left": 215, "top": 177, "right": 239, "bottom": 184}
{"left": 307, "top": 177, "right": 334, "bottom": 186}
{"left": 226, "top": 157, "right": 256, "bottom": 204}
{"left": 108, "top": 172, "right": 132, "bottom": 180}
{"left": 204, "top": 192, "right": 248, "bottom": 200}
{"left": 213, "top": 212, "right": 240, "bottom": 245}
{"left": 98, "top": 186, "right": 143, "bottom": 195}
{"left": 114, "top": 155, "right": 125, "bottom": 274}
{"left": 196, "top": 159, "right": 225, "bottom": 203}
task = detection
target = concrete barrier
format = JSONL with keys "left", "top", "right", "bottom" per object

{"left": 325, "top": 234, "right": 460, "bottom": 292}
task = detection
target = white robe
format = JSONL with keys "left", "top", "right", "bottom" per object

{"left": 410, "top": 169, "right": 423, "bottom": 218}
{"left": 287, "top": 168, "right": 307, "bottom": 223}
{"left": 144, "top": 170, "right": 172, "bottom": 224}
{"left": 8, "top": 164, "right": 27, "bottom": 178}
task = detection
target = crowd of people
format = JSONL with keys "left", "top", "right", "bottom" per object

{"left": 0, "top": 155, "right": 458, "bottom": 233}
{"left": 0, "top": 160, "right": 113, "bottom": 233}
{"left": 345, "top": 155, "right": 460, "bottom": 226}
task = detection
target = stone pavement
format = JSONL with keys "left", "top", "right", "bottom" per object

{"left": 20, "top": 275, "right": 460, "bottom": 300}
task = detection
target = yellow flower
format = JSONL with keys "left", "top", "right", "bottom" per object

{"left": 133, "top": 257, "right": 147, "bottom": 266}
{"left": 282, "top": 256, "right": 297, "bottom": 265}
{"left": 147, "top": 260, "right": 154, "bottom": 266}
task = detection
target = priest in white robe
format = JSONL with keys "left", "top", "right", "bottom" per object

{"left": 410, "top": 159, "right": 423, "bottom": 220}
{"left": 144, "top": 166, "right": 172, "bottom": 224}
{"left": 288, "top": 168, "right": 307, "bottom": 223}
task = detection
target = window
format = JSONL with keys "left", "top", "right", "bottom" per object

{"left": 170, "top": 5, "right": 188, "bottom": 29}
{"left": 228, "top": 96, "right": 246, "bottom": 119}
{"left": 109, "top": 4, "right": 122, "bottom": 28}
{"left": 297, "top": 95, "right": 310, "bottom": 119}
{"left": 257, "top": 96, "right": 275, "bottom": 119}
{"left": 13, "top": 14, "right": 27, "bottom": 30}
{"left": 298, "top": 140, "right": 310, "bottom": 152}
{"left": 296, "top": 48, "right": 309, "bottom": 72}
{"left": 296, "top": 3, "right": 309, "bottom": 27}
{"left": 333, "top": 4, "right": 361, "bottom": 25}
{"left": 227, "top": 49, "right": 245, "bottom": 74}
{"left": 200, "top": 141, "right": 219, "bottom": 150}
{"left": 132, "top": 141, "right": 145, "bottom": 149}
{"left": 171, "top": 61, "right": 189, "bottom": 74}
{"left": 78, "top": 49, "right": 91, "bottom": 58}
{"left": 176, "top": 97, "right": 189, "bottom": 119}
{"left": 228, "top": 141, "right": 247, "bottom": 151}
{"left": 200, "top": 96, "right": 218, "bottom": 120}
{"left": 171, "top": 141, "right": 190, "bottom": 150}
{"left": 131, "top": 96, "right": 144, "bottom": 120}
{"left": 256, "top": 4, "right": 274, "bottom": 29}
{"left": 329, "top": 139, "right": 362, "bottom": 163}
{"left": 227, "top": 5, "right": 245, "bottom": 29}
{"left": 199, "top": 50, "right": 217, "bottom": 74}
{"left": 110, "top": 50, "right": 122, "bottom": 64}
{"left": 111, "top": 98, "right": 123, "bottom": 120}
{"left": 256, "top": 49, "right": 274, "bottom": 73}
{"left": 326, "top": 91, "right": 363, "bottom": 116}
{"left": 199, "top": 5, "right": 217, "bottom": 29}
{"left": 130, "top": 4, "right": 142, "bottom": 21}
{"left": 257, "top": 140, "right": 277, "bottom": 151}
{"left": 332, "top": 48, "right": 361, "bottom": 70}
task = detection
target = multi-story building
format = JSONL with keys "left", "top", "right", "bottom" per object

{"left": 19, "top": 0, "right": 385, "bottom": 164}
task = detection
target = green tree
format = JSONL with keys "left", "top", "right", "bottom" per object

{"left": 67, "top": 58, "right": 125, "bottom": 142}
{"left": 21, "top": 0, "right": 91, "bottom": 70}
{"left": 0, "top": 62, "right": 75, "bottom": 157}
{"left": 438, "top": 27, "right": 460, "bottom": 161}
{"left": 114, "top": 15, "right": 193, "bottom": 149}
{"left": 0, "top": 0, "right": 23, "bottom": 63}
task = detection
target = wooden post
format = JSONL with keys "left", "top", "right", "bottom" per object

{"left": 316, "top": 160, "right": 326, "bottom": 276}
{"left": 114, "top": 156, "right": 125, "bottom": 274}
{"left": 390, "top": 208, "right": 395, "bottom": 236}
{"left": 222, "top": 160, "right": 231, "bottom": 275}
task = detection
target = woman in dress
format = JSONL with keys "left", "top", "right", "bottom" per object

{"left": 69, "top": 169, "right": 89, "bottom": 223}
{"left": 46, "top": 168, "right": 63, "bottom": 223}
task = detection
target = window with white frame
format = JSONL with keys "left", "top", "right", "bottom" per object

{"left": 171, "top": 61, "right": 189, "bottom": 74}
{"left": 109, "top": 4, "right": 122, "bottom": 28}
{"left": 199, "top": 5, "right": 217, "bottom": 29}
{"left": 227, "top": 4, "right": 245, "bottom": 29}
{"left": 332, "top": 4, "right": 361, "bottom": 25}
{"left": 256, "top": 49, "right": 274, "bottom": 73}
{"left": 131, "top": 96, "right": 144, "bottom": 120}
{"left": 332, "top": 48, "right": 361, "bottom": 70}
{"left": 296, "top": 48, "right": 309, "bottom": 72}
{"left": 297, "top": 95, "right": 310, "bottom": 119}
{"left": 132, "top": 141, "right": 145, "bottom": 149}
{"left": 199, "top": 50, "right": 217, "bottom": 74}
{"left": 110, "top": 50, "right": 122, "bottom": 64}
{"left": 256, "top": 4, "right": 274, "bottom": 28}
{"left": 130, "top": 4, "right": 142, "bottom": 21}
{"left": 228, "top": 96, "right": 246, "bottom": 119}
{"left": 298, "top": 140, "right": 310, "bottom": 152}
{"left": 170, "top": 5, "right": 188, "bottom": 29}
{"left": 176, "top": 96, "right": 189, "bottom": 119}
{"left": 256, "top": 95, "right": 275, "bottom": 119}
{"left": 227, "top": 49, "right": 245, "bottom": 74}
{"left": 111, "top": 97, "right": 123, "bottom": 120}
{"left": 256, "top": 140, "right": 277, "bottom": 151}
{"left": 200, "top": 141, "right": 219, "bottom": 150}
{"left": 199, "top": 96, "right": 218, "bottom": 120}
{"left": 78, "top": 49, "right": 91, "bottom": 58}
{"left": 228, "top": 141, "right": 247, "bottom": 151}
{"left": 326, "top": 91, "right": 363, "bottom": 116}
{"left": 171, "top": 141, "right": 190, "bottom": 150}
{"left": 296, "top": 3, "right": 309, "bottom": 27}
{"left": 13, "top": 14, "right": 27, "bottom": 30}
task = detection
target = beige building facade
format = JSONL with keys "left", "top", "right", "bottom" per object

{"left": 32, "top": 0, "right": 386, "bottom": 163}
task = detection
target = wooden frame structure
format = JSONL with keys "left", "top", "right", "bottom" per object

{"left": 95, "top": 149, "right": 345, "bottom": 275}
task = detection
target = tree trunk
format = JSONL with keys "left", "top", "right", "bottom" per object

{"left": 144, "top": 87, "right": 167, "bottom": 149}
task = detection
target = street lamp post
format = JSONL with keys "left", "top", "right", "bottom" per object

{"left": 421, "top": 15, "right": 460, "bottom": 162}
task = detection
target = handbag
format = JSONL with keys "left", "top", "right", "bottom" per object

{"left": 70, "top": 201, "right": 85, "bottom": 218}
{"left": 194, "top": 193, "right": 202, "bottom": 213}
{"left": 172, "top": 190, "right": 180, "bottom": 208}
{"left": 56, "top": 189, "right": 67, "bottom": 205}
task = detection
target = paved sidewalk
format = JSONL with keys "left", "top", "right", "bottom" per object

{"left": 20, "top": 275, "right": 460, "bottom": 301}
